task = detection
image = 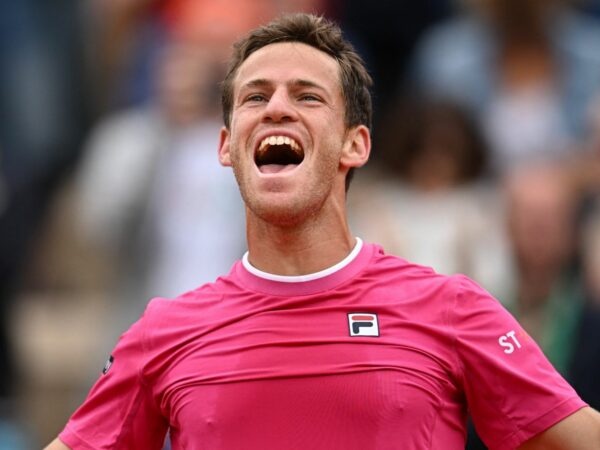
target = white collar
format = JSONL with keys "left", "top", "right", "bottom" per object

{"left": 242, "top": 238, "right": 363, "bottom": 283}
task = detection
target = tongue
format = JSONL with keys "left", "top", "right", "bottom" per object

{"left": 259, "top": 164, "right": 298, "bottom": 174}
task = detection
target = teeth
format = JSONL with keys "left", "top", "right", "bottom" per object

{"left": 259, "top": 135, "right": 301, "bottom": 153}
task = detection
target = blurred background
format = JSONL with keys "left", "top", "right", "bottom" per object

{"left": 1, "top": 0, "right": 600, "bottom": 448}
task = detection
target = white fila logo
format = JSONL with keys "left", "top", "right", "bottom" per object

{"left": 348, "top": 313, "right": 379, "bottom": 337}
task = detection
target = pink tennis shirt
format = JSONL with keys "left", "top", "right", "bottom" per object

{"left": 59, "top": 240, "right": 586, "bottom": 449}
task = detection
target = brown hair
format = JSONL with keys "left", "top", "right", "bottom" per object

{"left": 377, "top": 97, "right": 488, "bottom": 185}
{"left": 221, "top": 13, "right": 373, "bottom": 131}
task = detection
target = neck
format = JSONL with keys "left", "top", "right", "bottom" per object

{"left": 245, "top": 196, "right": 356, "bottom": 276}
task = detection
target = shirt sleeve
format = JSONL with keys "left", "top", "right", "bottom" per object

{"left": 58, "top": 302, "right": 168, "bottom": 450}
{"left": 450, "top": 275, "right": 587, "bottom": 450}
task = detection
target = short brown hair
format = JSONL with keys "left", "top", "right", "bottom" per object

{"left": 221, "top": 13, "right": 373, "bottom": 131}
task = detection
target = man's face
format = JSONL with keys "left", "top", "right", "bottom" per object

{"left": 219, "top": 42, "right": 366, "bottom": 226}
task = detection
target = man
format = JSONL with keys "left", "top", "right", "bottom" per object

{"left": 46, "top": 13, "right": 600, "bottom": 450}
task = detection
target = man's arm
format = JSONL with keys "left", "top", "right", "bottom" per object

{"left": 43, "top": 438, "right": 71, "bottom": 450}
{"left": 518, "top": 407, "right": 600, "bottom": 449}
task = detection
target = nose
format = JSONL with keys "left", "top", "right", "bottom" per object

{"left": 262, "top": 88, "right": 297, "bottom": 123}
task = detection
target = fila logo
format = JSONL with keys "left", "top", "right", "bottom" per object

{"left": 348, "top": 313, "right": 379, "bottom": 337}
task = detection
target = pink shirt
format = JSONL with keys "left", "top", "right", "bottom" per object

{"left": 59, "top": 241, "right": 585, "bottom": 449}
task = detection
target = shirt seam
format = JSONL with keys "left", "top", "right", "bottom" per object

{"left": 111, "top": 301, "right": 160, "bottom": 448}
{"left": 448, "top": 276, "right": 467, "bottom": 392}
{"left": 137, "top": 299, "right": 169, "bottom": 427}
{"left": 451, "top": 275, "right": 514, "bottom": 442}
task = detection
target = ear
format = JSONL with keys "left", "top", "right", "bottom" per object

{"left": 340, "top": 125, "right": 371, "bottom": 169}
{"left": 218, "top": 126, "right": 232, "bottom": 167}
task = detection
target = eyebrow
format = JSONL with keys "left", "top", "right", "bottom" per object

{"left": 241, "top": 78, "right": 328, "bottom": 92}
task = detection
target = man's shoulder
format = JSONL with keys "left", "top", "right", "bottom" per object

{"left": 144, "top": 270, "right": 242, "bottom": 316}
{"left": 367, "top": 245, "right": 465, "bottom": 295}
{"left": 370, "top": 245, "right": 457, "bottom": 281}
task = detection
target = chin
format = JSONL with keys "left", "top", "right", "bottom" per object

{"left": 248, "top": 195, "right": 323, "bottom": 228}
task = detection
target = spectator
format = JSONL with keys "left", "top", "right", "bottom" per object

{"left": 467, "top": 162, "right": 600, "bottom": 448}
{"left": 331, "top": 0, "right": 454, "bottom": 132}
{"left": 0, "top": 0, "right": 88, "bottom": 445}
{"left": 410, "top": 0, "right": 600, "bottom": 175}
{"left": 349, "top": 98, "right": 511, "bottom": 299}
{"left": 85, "top": 0, "right": 326, "bottom": 113}
{"left": 74, "top": 39, "right": 245, "bottom": 309}
{"left": 572, "top": 203, "right": 600, "bottom": 408}
{"left": 582, "top": 205, "right": 600, "bottom": 308}
{"left": 503, "top": 164, "right": 582, "bottom": 370}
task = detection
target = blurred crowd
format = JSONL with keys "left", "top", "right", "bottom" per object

{"left": 1, "top": 0, "right": 600, "bottom": 448}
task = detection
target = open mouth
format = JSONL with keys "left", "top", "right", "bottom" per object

{"left": 255, "top": 135, "right": 304, "bottom": 174}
